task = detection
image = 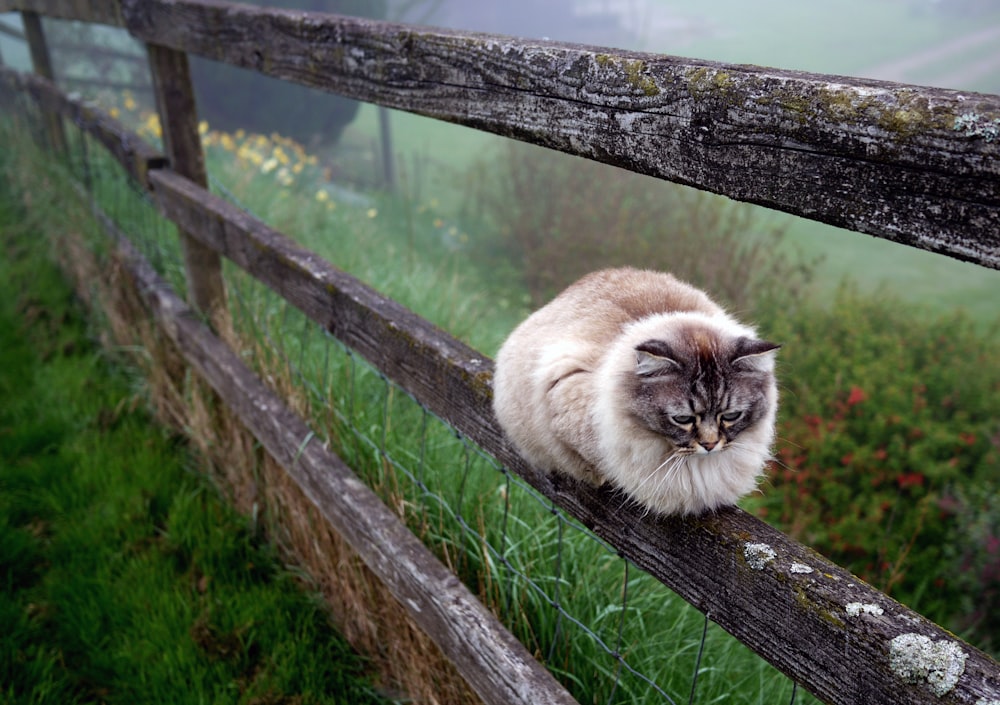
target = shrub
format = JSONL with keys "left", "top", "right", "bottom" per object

{"left": 459, "top": 141, "right": 817, "bottom": 313}
{"left": 754, "top": 284, "right": 1000, "bottom": 652}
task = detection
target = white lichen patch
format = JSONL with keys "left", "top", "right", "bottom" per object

{"left": 743, "top": 542, "right": 776, "bottom": 570}
{"left": 954, "top": 112, "right": 1000, "bottom": 142}
{"left": 845, "top": 602, "right": 883, "bottom": 617}
{"left": 789, "top": 562, "right": 814, "bottom": 574}
{"left": 975, "top": 699, "right": 1000, "bottom": 705}
{"left": 888, "top": 633, "right": 967, "bottom": 697}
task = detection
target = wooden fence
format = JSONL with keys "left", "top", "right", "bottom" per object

{"left": 1, "top": 2, "right": 999, "bottom": 704}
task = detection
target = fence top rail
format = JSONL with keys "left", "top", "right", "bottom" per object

{"left": 4, "top": 58, "right": 1000, "bottom": 705}
{"left": 1, "top": 0, "right": 998, "bottom": 268}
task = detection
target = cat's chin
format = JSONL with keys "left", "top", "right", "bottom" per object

{"left": 603, "top": 437, "right": 769, "bottom": 516}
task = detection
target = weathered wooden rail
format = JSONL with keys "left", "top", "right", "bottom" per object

{"left": 2, "top": 2, "right": 999, "bottom": 704}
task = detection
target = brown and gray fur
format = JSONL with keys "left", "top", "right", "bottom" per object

{"left": 492, "top": 268, "right": 779, "bottom": 516}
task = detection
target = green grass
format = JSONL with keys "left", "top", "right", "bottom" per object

{"left": 0, "top": 190, "right": 388, "bottom": 704}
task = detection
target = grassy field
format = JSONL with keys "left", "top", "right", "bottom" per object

{"left": 0, "top": 191, "right": 388, "bottom": 704}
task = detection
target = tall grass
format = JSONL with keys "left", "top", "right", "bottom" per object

{"left": 0, "top": 172, "right": 389, "bottom": 705}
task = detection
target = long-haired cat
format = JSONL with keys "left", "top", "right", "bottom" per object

{"left": 492, "top": 268, "right": 779, "bottom": 516}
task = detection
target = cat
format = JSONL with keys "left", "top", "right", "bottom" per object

{"left": 492, "top": 267, "right": 780, "bottom": 516}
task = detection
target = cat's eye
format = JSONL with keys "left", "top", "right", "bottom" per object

{"left": 671, "top": 415, "right": 696, "bottom": 425}
{"left": 720, "top": 411, "right": 743, "bottom": 423}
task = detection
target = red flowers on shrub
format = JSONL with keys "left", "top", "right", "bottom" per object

{"left": 896, "top": 473, "right": 926, "bottom": 489}
{"left": 846, "top": 385, "right": 867, "bottom": 406}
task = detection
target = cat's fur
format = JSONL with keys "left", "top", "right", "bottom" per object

{"left": 492, "top": 268, "right": 779, "bottom": 516}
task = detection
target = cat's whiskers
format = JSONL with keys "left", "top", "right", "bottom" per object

{"left": 624, "top": 450, "right": 690, "bottom": 515}
{"left": 635, "top": 453, "right": 685, "bottom": 517}
{"left": 657, "top": 451, "right": 688, "bottom": 489}
{"left": 631, "top": 451, "right": 683, "bottom": 496}
{"left": 647, "top": 455, "right": 688, "bottom": 513}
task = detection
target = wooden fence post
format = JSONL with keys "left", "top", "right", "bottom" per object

{"left": 146, "top": 42, "right": 226, "bottom": 322}
{"left": 21, "top": 11, "right": 66, "bottom": 154}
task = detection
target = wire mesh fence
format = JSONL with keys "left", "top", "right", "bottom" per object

{"left": 0, "top": 96, "right": 822, "bottom": 705}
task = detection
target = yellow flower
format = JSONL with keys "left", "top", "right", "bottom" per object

{"left": 292, "top": 162, "right": 303, "bottom": 174}
{"left": 220, "top": 133, "right": 236, "bottom": 152}
{"left": 277, "top": 167, "right": 294, "bottom": 186}
{"left": 143, "top": 113, "right": 162, "bottom": 138}
{"left": 109, "top": 107, "right": 120, "bottom": 119}
{"left": 366, "top": 208, "right": 378, "bottom": 219}
{"left": 315, "top": 189, "right": 329, "bottom": 202}
{"left": 261, "top": 157, "right": 278, "bottom": 174}
{"left": 123, "top": 95, "right": 136, "bottom": 111}
{"left": 237, "top": 145, "right": 264, "bottom": 166}
{"left": 198, "top": 120, "right": 209, "bottom": 136}
{"left": 235, "top": 129, "right": 245, "bottom": 140}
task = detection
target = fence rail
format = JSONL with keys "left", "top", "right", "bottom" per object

{"left": 2, "top": 2, "right": 1000, "bottom": 704}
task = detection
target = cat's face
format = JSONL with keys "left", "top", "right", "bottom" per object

{"left": 626, "top": 328, "right": 779, "bottom": 454}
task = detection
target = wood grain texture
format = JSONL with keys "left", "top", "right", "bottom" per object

{"left": 147, "top": 167, "right": 1000, "bottom": 705}
{"left": 94, "top": 203, "right": 580, "bottom": 705}
{"left": 0, "top": 67, "right": 166, "bottom": 187}
{"left": 118, "top": 0, "right": 1000, "bottom": 268}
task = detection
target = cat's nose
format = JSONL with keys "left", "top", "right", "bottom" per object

{"left": 699, "top": 440, "right": 718, "bottom": 451}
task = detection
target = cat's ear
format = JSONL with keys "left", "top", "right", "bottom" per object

{"left": 635, "top": 340, "right": 680, "bottom": 377}
{"left": 732, "top": 337, "right": 781, "bottom": 371}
